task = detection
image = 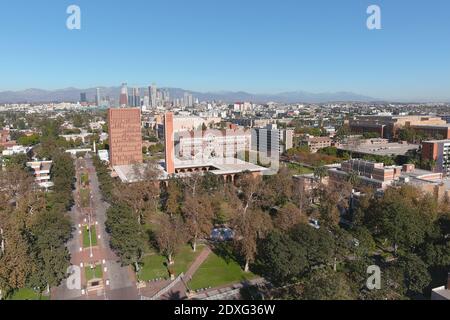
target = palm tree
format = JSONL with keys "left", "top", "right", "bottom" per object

{"left": 314, "top": 166, "right": 328, "bottom": 184}
{"left": 347, "top": 170, "right": 360, "bottom": 187}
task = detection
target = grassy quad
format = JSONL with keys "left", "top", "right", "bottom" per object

{"left": 82, "top": 225, "right": 97, "bottom": 248}
{"left": 138, "top": 245, "right": 204, "bottom": 281}
{"left": 85, "top": 265, "right": 103, "bottom": 281}
{"left": 79, "top": 187, "right": 91, "bottom": 208}
{"left": 287, "top": 163, "right": 314, "bottom": 175}
{"left": 80, "top": 172, "right": 89, "bottom": 186}
{"left": 7, "top": 288, "right": 49, "bottom": 300}
{"left": 188, "top": 251, "right": 256, "bottom": 291}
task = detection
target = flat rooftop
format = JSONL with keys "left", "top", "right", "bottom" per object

{"left": 423, "top": 139, "right": 450, "bottom": 143}
{"left": 338, "top": 143, "right": 419, "bottom": 157}
{"left": 113, "top": 158, "right": 268, "bottom": 183}
{"left": 411, "top": 124, "right": 450, "bottom": 128}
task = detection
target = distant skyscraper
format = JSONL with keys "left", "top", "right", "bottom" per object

{"left": 149, "top": 84, "right": 157, "bottom": 108}
{"left": 95, "top": 88, "right": 101, "bottom": 106}
{"left": 119, "top": 83, "right": 128, "bottom": 107}
{"left": 183, "top": 92, "right": 193, "bottom": 107}
{"left": 128, "top": 95, "right": 134, "bottom": 107}
{"left": 80, "top": 92, "right": 87, "bottom": 103}
{"left": 132, "top": 87, "right": 140, "bottom": 107}
{"left": 163, "top": 89, "right": 170, "bottom": 103}
{"left": 143, "top": 95, "right": 149, "bottom": 109}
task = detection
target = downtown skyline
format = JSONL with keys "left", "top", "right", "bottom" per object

{"left": 0, "top": 0, "right": 450, "bottom": 101}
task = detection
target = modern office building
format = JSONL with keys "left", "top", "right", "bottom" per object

{"left": 108, "top": 108, "right": 143, "bottom": 166}
{"left": 149, "top": 85, "right": 158, "bottom": 108}
{"left": 422, "top": 140, "right": 450, "bottom": 174}
{"left": 95, "top": 88, "right": 101, "bottom": 106}
{"left": 252, "top": 124, "right": 294, "bottom": 159}
{"left": 80, "top": 92, "right": 87, "bottom": 103}
{"left": 131, "top": 87, "right": 140, "bottom": 107}
{"left": 183, "top": 92, "right": 193, "bottom": 108}
{"left": 119, "top": 83, "right": 128, "bottom": 107}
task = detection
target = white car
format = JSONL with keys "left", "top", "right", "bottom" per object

{"left": 309, "top": 219, "right": 320, "bottom": 229}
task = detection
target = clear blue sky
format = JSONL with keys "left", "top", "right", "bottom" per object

{"left": 0, "top": 0, "right": 449, "bottom": 101}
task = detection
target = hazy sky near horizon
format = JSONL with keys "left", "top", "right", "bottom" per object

{"left": 0, "top": 0, "right": 449, "bottom": 101}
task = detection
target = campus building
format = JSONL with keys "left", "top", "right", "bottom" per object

{"left": 327, "top": 159, "right": 447, "bottom": 199}
{"left": 431, "top": 274, "right": 450, "bottom": 300}
{"left": 26, "top": 160, "right": 54, "bottom": 190}
{"left": 422, "top": 140, "right": 450, "bottom": 174}
{"left": 175, "top": 128, "right": 251, "bottom": 160}
{"left": 0, "top": 129, "right": 16, "bottom": 148}
{"left": 108, "top": 108, "right": 143, "bottom": 166}
{"left": 251, "top": 124, "right": 294, "bottom": 159}
{"left": 349, "top": 115, "right": 447, "bottom": 139}
{"left": 113, "top": 112, "right": 268, "bottom": 183}
{"left": 410, "top": 124, "right": 450, "bottom": 140}
{"left": 337, "top": 138, "right": 420, "bottom": 158}
{"left": 300, "top": 136, "right": 333, "bottom": 153}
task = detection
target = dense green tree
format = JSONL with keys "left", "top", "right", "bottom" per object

{"left": 255, "top": 232, "right": 307, "bottom": 286}
{"left": 272, "top": 202, "right": 307, "bottom": 232}
{"left": 18, "top": 134, "right": 40, "bottom": 146}
{"left": 155, "top": 214, "right": 187, "bottom": 265}
{"left": 182, "top": 193, "right": 214, "bottom": 252}
{"left": 366, "top": 187, "right": 429, "bottom": 254}
{"left": 302, "top": 268, "right": 356, "bottom": 300}
{"left": 290, "top": 224, "right": 335, "bottom": 270}
{"left": 397, "top": 253, "right": 431, "bottom": 296}
{"left": 313, "top": 166, "right": 328, "bottom": 184}
{"left": 106, "top": 203, "right": 145, "bottom": 267}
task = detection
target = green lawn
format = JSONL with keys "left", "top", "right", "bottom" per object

{"left": 8, "top": 288, "right": 49, "bottom": 300}
{"left": 188, "top": 252, "right": 256, "bottom": 291}
{"left": 82, "top": 225, "right": 97, "bottom": 247}
{"left": 287, "top": 163, "right": 314, "bottom": 175}
{"left": 80, "top": 172, "right": 89, "bottom": 186}
{"left": 172, "top": 245, "right": 204, "bottom": 276}
{"left": 85, "top": 265, "right": 103, "bottom": 281}
{"left": 139, "top": 254, "right": 168, "bottom": 281}
{"left": 138, "top": 245, "right": 204, "bottom": 281}
{"left": 79, "top": 187, "right": 91, "bottom": 208}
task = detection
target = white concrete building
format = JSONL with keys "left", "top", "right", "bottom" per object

{"left": 2, "top": 145, "right": 31, "bottom": 156}
{"left": 26, "top": 160, "right": 54, "bottom": 190}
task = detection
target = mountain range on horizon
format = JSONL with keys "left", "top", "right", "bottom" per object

{"left": 0, "top": 86, "right": 381, "bottom": 104}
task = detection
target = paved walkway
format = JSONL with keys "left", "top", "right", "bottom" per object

{"left": 52, "top": 155, "right": 138, "bottom": 300}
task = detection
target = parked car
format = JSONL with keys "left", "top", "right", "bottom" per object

{"left": 308, "top": 218, "right": 320, "bottom": 229}
{"left": 210, "top": 227, "right": 235, "bottom": 242}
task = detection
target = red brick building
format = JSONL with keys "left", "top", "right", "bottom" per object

{"left": 0, "top": 129, "right": 16, "bottom": 148}
{"left": 164, "top": 112, "right": 175, "bottom": 174}
{"left": 108, "top": 108, "right": 143, "bottom": 166}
